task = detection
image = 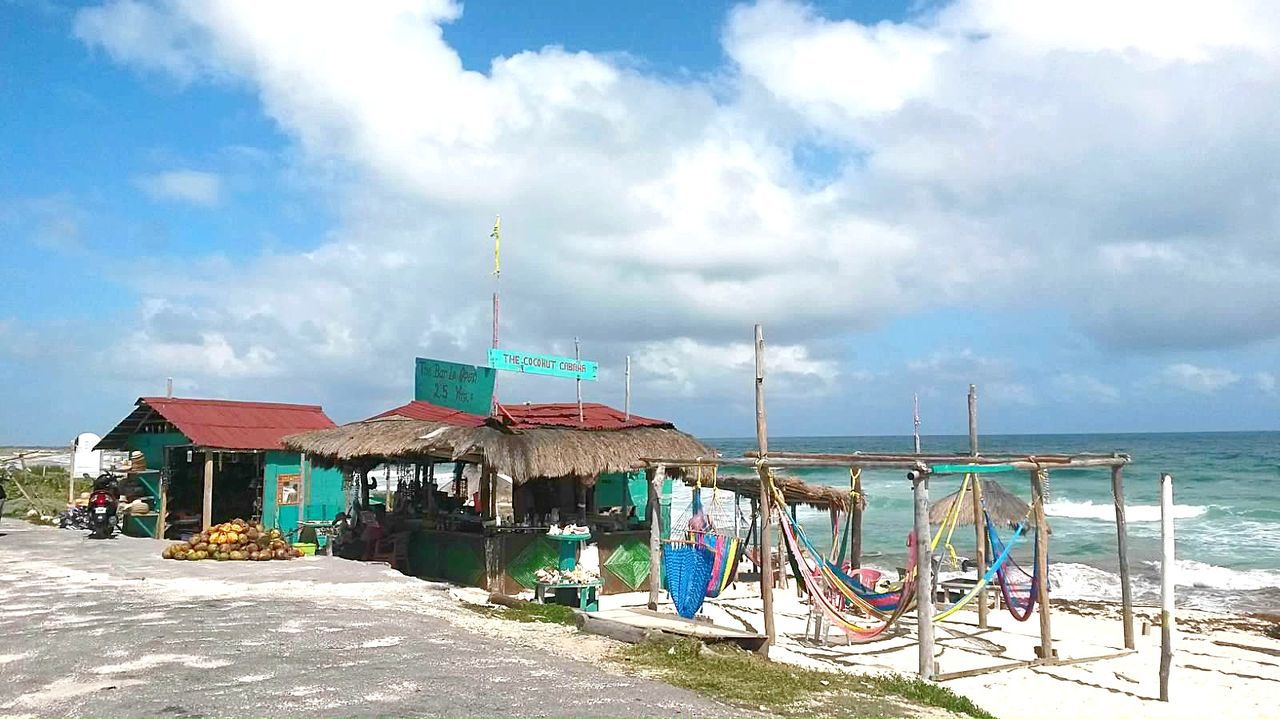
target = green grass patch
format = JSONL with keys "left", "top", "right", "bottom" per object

{"left": 1, "top": 466, "right": 70, "bottom": 517}
{"left": 617, "top": 637, "right": 995, "bottom": 719}
{"left": 461, "top": 601, "right": 577, "bottom": 626}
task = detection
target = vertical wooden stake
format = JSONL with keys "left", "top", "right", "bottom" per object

{"left": 575, "top": 337, "right": 584, "bottom": 424}
{"left": 912, "top": 471, "right": 935, "bottom": 680}
{"left": 912, "top": 393, "right": 922, "bottom": 454}
{"left": 156, "top": 468, "right": 168, "bottom": 541}
{"left": 202, "top": 451, "right": 214, "bottom": 531}
{"left": 968, "top": 385, "right": 988, "bottom": 628}
{"left": 624, "top": 355, "right": 632, "bottom": 421}
{"left": 1111, "top": 464, "right": 1135, "bottom": 649}
{"left": 1031, "top": 469, "right": 1053, "bottom": 661}
{"left": 1159, "top": 472, "right": 1176, "bottom": 702}
{"left": 647, "top": 465, "right": 664, "bottom": 610}
{"left": 754, "top": 323, "right": 776, "bottom": 652}
{"left": 851, "top": 470, "right": 863, "bottom": 569}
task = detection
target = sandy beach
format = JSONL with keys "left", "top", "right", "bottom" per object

{"left": 583, "top": 583, "right": 1280, "bottom": 719}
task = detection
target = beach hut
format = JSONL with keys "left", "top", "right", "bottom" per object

{"left": 95, "top": 397, "right": 344, "bottom": 539}
{"left": 283, "top": 400, "right": 710, "bottom": 595}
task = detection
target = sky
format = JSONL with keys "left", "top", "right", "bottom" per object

{"left": 2, "top": 0, "right": 1279, "bottom": 444}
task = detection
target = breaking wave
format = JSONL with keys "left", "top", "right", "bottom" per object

{"left": 1045, "top": 499, "right": 1207, "bottom": 522}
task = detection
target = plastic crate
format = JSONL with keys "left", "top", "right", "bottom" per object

{"left": 294, "top": 543, "right": 317, "bottom": 556}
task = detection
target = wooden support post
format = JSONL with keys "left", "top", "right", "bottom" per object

{"left": 300, "top": 454, "right": 310, "bottom": 521}
{"left": 912, "top": 470, "right": 935, "bottom": 680}
{"left": 1031, "top": 469, "right": 1053, "bottom": 661}
{"left": 202, "top": 451, "right": 214, "bottom": 531}
{"left": 1111, "top": 464, "right": 1135, "bottom": 649}
{"left": 851, "top": 470, "right": 863, "bottom": 569}
{"left": 754, "top": 323, "right": 776, "bottom": 653}
{"left": 156, "top": 471, "right": 168, "bottom": 540}
{"left": 968, "top": 385, "right": 988, "bottom": 628}
{"left": 913, "top": 393, "right": 921, "bottom": 454}
{"left": 647, "top": 465, "right": 664, "bottom": 610}
{"left": 1159, "top": 472, "right": 1176, "bottom": 702}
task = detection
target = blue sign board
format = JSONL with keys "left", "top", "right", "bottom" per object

{"left": 414, "top": 357, "right": 496, "bottom": 415}
{"left": 488, "top": 348, "right": 598, "bottom": 381}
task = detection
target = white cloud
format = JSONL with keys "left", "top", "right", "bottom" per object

{"left": 635, "top": 337, "right": 839, "bottom": 399}
{"left": 906, "top": 349, "right": 1036, "bottom": 405}
{"left": 1160, "top": 363, "right": 1241, "bottom": 394}
{"left": 66, "top": 0, "right": 1280, "bottom": 412}
{"left": 119, "top": 331, "right": 281, "bottom": 379}
{"left": 1052, "top": 373, "right": 1120, "bottom": 403}
{"left": 135, "top": 169, "right": 222, "bottom": 206}
{"left": 1256, "top": 371, "right": 1277, "bottom": 395}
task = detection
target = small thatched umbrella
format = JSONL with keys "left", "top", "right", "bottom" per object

{"left": 929, "top": 478, "right": 1045, "bottom": 531}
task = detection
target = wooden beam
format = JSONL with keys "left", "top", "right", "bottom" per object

{"left": 202, "top": 451, "right": 214, "bottom": 531}
{"left": 647, "top": 465, "right": 664, "bottom": 611}
{"left": 1159, "top": 472, "right": 1176, "bottom": 702}
{"left": 754, "top": 324, "right": 776, "bottom": 654}
{"left": 912, "top": 470, "right": 935, "bottom": 680}
{"left": 936, "top": 659, "right": 1038, "bottom": 682}
{"left": 1111, "top": 464, "right": 1135, "bottom": 650}
{"left": 638, "top": 455, "right": 1129, "bottom": 471}
{"left": 1031, "top": 469, "right": 1053, "bottom": 661}
{"left": 969, "top": 385, "right": 987, "bottom": 629}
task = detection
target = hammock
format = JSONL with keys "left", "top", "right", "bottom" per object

{"left": 775, "top": 501, "right": 917, "bottom": 641}
{"left": 772, "top": 477, "right": 1028, "bottom": 625}
{"left": 662, "top": 541, "right": 714, "bottom": 619}
{"left": 986, "top": 510, "right": 1040, "bottom": 621}
{"left": 686, "top": 483, "right": 746, "bottom": 599}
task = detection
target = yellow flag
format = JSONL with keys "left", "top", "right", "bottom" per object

{"left": 491, "top": 215, "right": 501, "bottom": 276}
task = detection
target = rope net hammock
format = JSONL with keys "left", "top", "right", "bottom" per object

{"left": 662, "top": 466, "right": 749, "bottom": 618}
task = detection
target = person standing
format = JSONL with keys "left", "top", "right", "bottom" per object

{"left": 0, "top": 471, "right": 8, "bottom": 526}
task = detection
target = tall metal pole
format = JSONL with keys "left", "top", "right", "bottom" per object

{"left": 969, "top": 384, "right": 988, "bottom": 628}
{"left": 575, "top": 337, "right": 583, "bottom": 424}
{"left": 624, "top": 355, "right": 632, "bottom": 421}
{"left": 912, "top": 393, "right": 921, "bottom": 454}
{"left": 753, "top": 324, "right": 776, "bottom": 652}
{"left": 1159, "top": 472, "right": 1176, "bottom": 701}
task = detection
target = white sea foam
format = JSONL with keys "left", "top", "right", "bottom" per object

{"left": 1048, "top": 562, "right": 1127, "bottom": 602}
{"left": 1045, "top": 499, "right": 1207, "bottom": 522}
{"left": 1142, "top": 559, "right": 1280, "bottom": 591}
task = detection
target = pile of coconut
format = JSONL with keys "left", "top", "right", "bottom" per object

{"left": 162, "top": 518, "right": 303, "bottom": 561}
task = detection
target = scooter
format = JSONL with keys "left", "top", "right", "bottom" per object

{"left": 87, "top": 473, "right": 120, "bottom": 539}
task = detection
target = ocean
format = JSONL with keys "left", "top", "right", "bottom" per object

{"left": 694, "top": 432, "right": 1280, "bottom": 614}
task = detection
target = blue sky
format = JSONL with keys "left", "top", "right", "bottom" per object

{"left": 2, "top": 0, "right": 1279, "bottom": 443}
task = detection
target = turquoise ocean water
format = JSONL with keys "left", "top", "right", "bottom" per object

{"left": 697, "top": 432, "right": 1280, "bottom": 613}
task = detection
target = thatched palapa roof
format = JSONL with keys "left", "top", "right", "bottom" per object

{"left": 929, "top": 478, "right": 1046, "bottom": 531}
{"left": 681, "top": 474, "right": 860, "bottom": 512}
{"left": 283, "top": 401, "right": 712, "bottom": 484}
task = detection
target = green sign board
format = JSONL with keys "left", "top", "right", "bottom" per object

{"left": 414, "top": 357, "right": 496, "bottom": 415}
{"left": 488, "top": 348, "right": 598, "bottom": 381}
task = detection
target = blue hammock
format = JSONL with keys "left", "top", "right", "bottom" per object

{"left": 662, "top": 542, "right": 714, "bottom": 618}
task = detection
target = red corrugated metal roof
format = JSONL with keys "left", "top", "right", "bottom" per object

{"left": 499, "top": 402, "right": 670, "bottom": 430}
{"left": 369, "top": 401, "right": 489, "bottom": 427}
{"left": 139, "top": 397, "right": 337, "bottom": 450}
{"left": 369, "top": 400, "right": 670, "bottom": 431}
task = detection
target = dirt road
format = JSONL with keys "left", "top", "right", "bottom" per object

{"left": 0, "top": 524, "right": 735, "bottom": 718}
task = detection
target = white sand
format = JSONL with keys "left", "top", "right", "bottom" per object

{"left": 600, "top": 586, "right": 1280, "bottom": 719}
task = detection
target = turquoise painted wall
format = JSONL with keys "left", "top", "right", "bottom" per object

{"left": 124, "top": 432, "right": 189, "bottom": 475}
{"left": 261, "top": 451, "right": 344, "bottom": 534}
